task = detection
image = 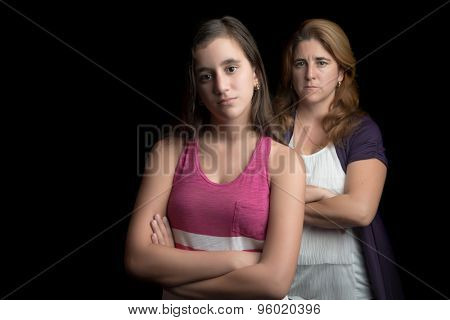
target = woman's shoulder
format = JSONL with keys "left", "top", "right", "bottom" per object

{"left": 339, "top": 114, "right": 388, "bottom": 168}
{"left": 349, "top": 114, "right": 383, "bottom": 139}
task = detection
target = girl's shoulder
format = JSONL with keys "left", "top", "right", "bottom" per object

{"left": 268, "top": 138, "right": 305, "bottom": 178}
{"left": 149, "top": 136, "right": 187, "bottom": 172}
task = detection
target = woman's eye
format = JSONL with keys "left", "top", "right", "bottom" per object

{"left": 295, "top": 60, "right": 306, "bottom": 67}
{"left": 226, "top": 66, "right": 238, "bottom": 73}
{"left": 318, "top": 60, "right": 328, "bottom": 67}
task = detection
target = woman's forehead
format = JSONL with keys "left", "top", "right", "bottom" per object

{"left": 294, "top": 39, "right": 331, "bottom": 58}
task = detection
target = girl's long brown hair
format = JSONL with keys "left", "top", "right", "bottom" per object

{"left": 179, "top": 16, "right": 283, "bottom": 142}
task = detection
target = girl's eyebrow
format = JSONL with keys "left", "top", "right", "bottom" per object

{"left": 196, "top": 58, "right": 241, "bottom": 73}
{"left": 220, "top": 58, "right": 241, "bottom": 66}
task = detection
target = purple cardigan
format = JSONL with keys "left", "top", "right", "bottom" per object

{"left": 285, "top": 115, "right": 403, "bottom": 299}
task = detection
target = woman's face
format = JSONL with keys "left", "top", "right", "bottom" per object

{"left": 194, "top": 37, "right": 258, "bottom": 124}
{"left": 292, "top": 38, "right": 343, "bottom": 106}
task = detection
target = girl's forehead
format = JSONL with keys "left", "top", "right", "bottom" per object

{"left": 194, "top": 37, "right": 246, "bottom": 65}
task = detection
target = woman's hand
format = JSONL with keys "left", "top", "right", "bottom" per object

{"left": 305, "top": 185, "right": 337, "bottom": 203}
{"left": 322, "top": 188, "right": 337, "bottom": 200}
{"left": 150, "top": 214, "right": 175, "bottom": 248}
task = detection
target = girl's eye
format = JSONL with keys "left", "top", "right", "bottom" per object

{"left": 226, "top": 66, "right": 238, "bottom": 73}
{"left": 199, "top": 74, "right": 212, "bottom": 82}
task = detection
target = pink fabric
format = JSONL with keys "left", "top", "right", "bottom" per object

{"left": 166, "top": 136, "right": 271, "bottom": 251}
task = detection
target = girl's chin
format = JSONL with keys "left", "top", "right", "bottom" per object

{"left": 214, "top": 109, "right": 247, "bottom": 121}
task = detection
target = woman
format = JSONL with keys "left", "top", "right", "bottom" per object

{"left": 125, "top": 16, "right": 305, "bottom": 299}
{"left": 273, "top": 19, "right": 403, "bottom": 299}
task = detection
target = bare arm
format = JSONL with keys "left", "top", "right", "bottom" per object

{"left": 124, "top": 138, "right": 258, "bottom": 287}
{"left": 166, "top": 143, "right": 306, "bottom": 299}
{"left": 304, "top": 159, "right": 387, "bottom": 229}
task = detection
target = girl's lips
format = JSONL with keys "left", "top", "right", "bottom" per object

{"left": 218, "top": 97, "right": 237, "bottom": 105}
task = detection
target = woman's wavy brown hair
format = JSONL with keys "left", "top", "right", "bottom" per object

{"left": 273, "top": 19, "right": 366, "bottom": 145}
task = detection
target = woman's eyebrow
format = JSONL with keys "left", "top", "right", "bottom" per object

{"left": 293, "top": 56, "right": 331, "bottom": 61}
{"left": 315, "top": 56, "right": 331, "bottom": 61}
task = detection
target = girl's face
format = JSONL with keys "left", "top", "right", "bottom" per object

{"left": 292, "top": 39, "right": 343, "bottom": 107}
{"left": 194, "top": 37, "right": 258, "bottom": 124}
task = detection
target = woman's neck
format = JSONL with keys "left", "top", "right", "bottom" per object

{"left": 296, "top": 101, "right": 330, "bottom": 125}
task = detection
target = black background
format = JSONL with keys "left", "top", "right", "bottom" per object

{"left": 1, "top": 0, "right": 449, "bottom": 299}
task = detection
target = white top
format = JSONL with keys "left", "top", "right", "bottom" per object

{"left": 288, "top": 131, "right": 373, "bottom": 299}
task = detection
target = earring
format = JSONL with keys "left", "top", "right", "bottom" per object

{"left": 337, "top": 81, "right": 342, "bottom": 88}
{"left": 254, "top": 80, "right": 260, "bottom": 91}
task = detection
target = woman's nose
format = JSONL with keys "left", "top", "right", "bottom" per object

{"left": 305, "top": 65, "right": 316, "bottom": 80}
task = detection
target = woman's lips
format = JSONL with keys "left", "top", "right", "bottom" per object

{"left": 303, "top": 86, "right": 319, "bottom": 92}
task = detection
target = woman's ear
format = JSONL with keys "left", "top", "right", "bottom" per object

{"left": 338, "top": 69, "right": 344, "bottom": 82}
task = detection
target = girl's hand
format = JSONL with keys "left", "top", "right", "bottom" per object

{"left": 150, "top": 214, "right": 260, "bottom": 269}
{"left": 234, "top": 251, "right": 261, "bottom": 269}
{"left": 150, "top": 214, "right": 175, "bottom": 248}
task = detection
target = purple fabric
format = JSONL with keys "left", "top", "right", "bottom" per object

{"left": 333, "top": 116, "right": 388, "bottom": 171}
{"left": 285, "top": 115, "right": 403, "bottom": 299}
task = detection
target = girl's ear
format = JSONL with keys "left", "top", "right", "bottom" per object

{"left": 253, "top": 70, "right": 261, "bottom": 90}
{"left": 253, "top": 69, "right": 259, "bottom": 85}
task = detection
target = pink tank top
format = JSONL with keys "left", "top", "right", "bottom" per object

{"left": 166, "top": 135, "right": 272, "bottom": 252}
